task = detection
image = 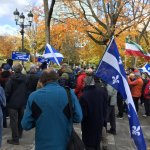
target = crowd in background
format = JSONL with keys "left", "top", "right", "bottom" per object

{"left": 0, "top": 59, "right": 149, "bottom": 150}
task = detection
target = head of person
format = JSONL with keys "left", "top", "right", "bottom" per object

{"left": 61, "top": 63, "right": 68, "bottom": 72}
{"left": 129, "top": 67, "right": 135, "bottom": 73}
{"left": 77, "top": 68, "right": 85, "bottom": 75}
{"left": 2, "top": 64, "right": 11, "bottom": 72}
{"left": 12, "top": 63, "right": 23, "bottom": 73}
{"left": 39, "top": 68, "right": 59, "bottom": 86}
{"left": 134, "top": 69, "right": 141, "bottom": 78}
{"left": 84, "top": 75, "right": 95, "bottom": 87}
{"left": 86, "top": 68, "right": 94, "bottom": 76}
{"left": 40, "top": 61, "right": 47, "bottom": 70}
{"left": 29, "top": 65, "right": 37, "bottom": 73}
{"left": 129, "top": 73, "right": 136, "bottom": 80}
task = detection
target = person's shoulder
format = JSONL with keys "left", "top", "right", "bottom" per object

{"left": 28, "top": 88, "right": 43, "bottom": 100}
{"left": 0, "top": 86, "right": 4, "bottom": 91}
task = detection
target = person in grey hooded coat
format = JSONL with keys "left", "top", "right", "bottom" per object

{"left": 106, "top": 84, "right": 117, "bottom": 135}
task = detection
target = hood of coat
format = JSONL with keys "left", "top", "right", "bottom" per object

{"left": 64, "top": 67, "right": 73, "bottom": 74}
{"left": 10, "top": 73, "right": 26, "bottom": 83}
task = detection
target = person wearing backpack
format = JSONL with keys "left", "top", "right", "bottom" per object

{"left": 0, "top": 84, "right": 6, "bottom": 147}
{"left": 59, "top": 64, "right": 76, "bottom": 89}
{"left": 21, "top": 68, "right": 82, "bottom": 150}
{"left": 143, "top": 79, "right": 150, "bottom": 117}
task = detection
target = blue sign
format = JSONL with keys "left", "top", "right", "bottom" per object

{"left": 37, "top": 57, "right": 50, "bottom": 63}
{"left": 12, "top": 51, "right": 30, "bottom": 61}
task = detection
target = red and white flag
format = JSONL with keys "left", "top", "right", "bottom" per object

{"left": 125, "top": 38, "right": 150, "bottom": 60}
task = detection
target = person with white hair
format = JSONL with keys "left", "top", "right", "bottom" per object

{"left": 5, "top": 63, "right": 27, "bottom": 145}
{"left": 80, "top": 75, "right": 108, "bottom": 150}
{"left": 26, "top": 65, "right": 39, "bottom": 99}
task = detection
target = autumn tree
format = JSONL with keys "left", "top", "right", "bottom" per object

{"left": 0, "top": 36, "right": 21, "bottom": 58}
{"left": 62, "top": 0, "right": 150, "bottom": 45}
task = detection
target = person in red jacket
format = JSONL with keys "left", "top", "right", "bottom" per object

{"left": 128, "top": 70, "right": 143, "bottom": 112}
{"left": 143, "top": 78, "right": 150, "bottom": 117}
{"left": 75, "top": 69, "right": 87, "bottom": 99}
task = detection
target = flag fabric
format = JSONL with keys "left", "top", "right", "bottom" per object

{"left": 95, "top": 37, "right": 146, "bottom": 150}
{"left": 144, "top": 53, "right": 150, "bottom": 60}
{"left": 37, "top": 57, "right": 49, "bottom": 63}
{"left": 139, "top": 63, "right": 150, "bottom": 75}
{"left": 43, "top": 43, "right": 64, "bottom": 66}
{"left": 125, "top": 38, "right": 146, "bottom": 57}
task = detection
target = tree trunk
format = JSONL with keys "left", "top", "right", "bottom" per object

{"left": 43, "top": 0, "right": 56, "bottom": 44}
{"left": 43, "top": 0, "right": 50, "bottom": 44}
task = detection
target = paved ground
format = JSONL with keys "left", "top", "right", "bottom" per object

{"left": 1, "top": 104, "right": 150, "bottom": 150}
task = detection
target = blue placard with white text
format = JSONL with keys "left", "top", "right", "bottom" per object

{"left": 12, "top": 51, "right": 30, "bottom": 61}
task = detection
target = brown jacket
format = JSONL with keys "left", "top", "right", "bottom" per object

{"left": 128, "top": 77, "right": 143, "bottom": 98}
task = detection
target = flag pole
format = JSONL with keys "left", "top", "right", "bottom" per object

{"left": 133, "top": 56, "right": 138, "bottom": 68}
{"left": 125, "top": 55, "right": 127, "bottom": 69}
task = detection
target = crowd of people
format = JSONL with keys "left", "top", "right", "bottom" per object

{"left": 0, "top": 59, "right": 149, "bottom": 150}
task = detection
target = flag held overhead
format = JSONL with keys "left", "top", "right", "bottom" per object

{"left": 96, "top": 37, "right": 147, "bottom": 150}
{"left": 125, "top": 38, "right": 150, "bottom": 60}
{"left": 43, "top": 44, "right": 64, "bottom": 66}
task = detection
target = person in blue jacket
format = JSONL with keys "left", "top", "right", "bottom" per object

{"left": 21, "top": 67, "right": 82, "bottom": 150}
{"left": 0, "top": 84, "right": 6, "bottom": 147}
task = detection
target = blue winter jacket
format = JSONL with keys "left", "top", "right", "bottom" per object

{"left": 21, "top": 82, "right": 82, "bottom": 150}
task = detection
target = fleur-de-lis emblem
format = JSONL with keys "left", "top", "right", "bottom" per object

{"left": 118, "top": 57, "right": 122, "bottom": 64}
{"left": 132, "top": 126, "right": 140, "bottom": 136}
{"left": 112, "top": 75, "right": 119, "bottom": 84}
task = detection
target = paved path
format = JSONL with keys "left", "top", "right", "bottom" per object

{"left": 1, "top": 105, "right": 150, "bottom": 150}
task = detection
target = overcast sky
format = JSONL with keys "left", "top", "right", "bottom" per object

{"left": 0, "top": 0, "right": 43, "bottom": 35}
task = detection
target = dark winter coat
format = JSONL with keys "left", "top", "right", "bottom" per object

{"left": 80, "top": 85, "right": 108, "bottom": 147}
{"left": 26, "top": 73, "right": 39, "bottom": 99}
{"left": 0, "top": 71, "right": 12, "bottom": 88}
{"left": 5, "top": 73, "right": 27, "bottom": 109}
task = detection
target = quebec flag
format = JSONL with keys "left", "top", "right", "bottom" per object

{"left": 139, "top": 63, "right": 150, "bottom": 76}
{"left": 43, "top": 43, "right": 64, "bottom": 66}
{"left": 95, "top": 37, "right": 146, "bottom": 150}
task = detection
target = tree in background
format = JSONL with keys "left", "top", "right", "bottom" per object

{"left": 63, "top": 0, "right": 150, "bottom": 46}
{"left": 43, "top": 0, "right": 56, "bottom": 44}
{"left": 0, "top": 36, "right": 21, "bottom": 58}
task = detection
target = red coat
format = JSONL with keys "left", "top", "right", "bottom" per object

{"left": 128, "top": 77, "right": 143, "bottom": 98}
{"left": 75, "top": 72, "right": 86, "bottom": 98}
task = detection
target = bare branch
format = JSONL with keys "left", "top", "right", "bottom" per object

{"left": 87, "top": 0, "right": 107, "bottom": 30}
{"left": 86, "top": 31, "right": 108, "bottom": 45}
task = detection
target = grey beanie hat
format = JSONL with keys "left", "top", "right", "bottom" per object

{"left": 13, "top": 63, "right": 23, "bottom": 73}
{"left": 84, "top": 76, "right": 95, "bottom": 86}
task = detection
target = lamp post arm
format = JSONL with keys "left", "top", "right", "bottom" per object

{"left": 16, "top": 22, "right": 31, "bottom": 27}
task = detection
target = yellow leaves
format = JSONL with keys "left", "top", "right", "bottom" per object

{"left": 0, "top": 36, "right": 21, "bottom": 58}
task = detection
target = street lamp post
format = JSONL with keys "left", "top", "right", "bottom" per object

{"left": 13, "top": 9, "right": 33, "bottom": 65}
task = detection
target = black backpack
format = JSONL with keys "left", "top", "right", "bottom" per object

{"left": 67, "top": 73, "right": 76, "bottom": 89}
{"left": 59, "top": 72, "right": 76, "bottom": 89}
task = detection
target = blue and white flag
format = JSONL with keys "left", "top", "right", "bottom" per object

{"left": 139, "top": 63, "right": 150, "bottom": 75}
{"left": 43, "top": 43, "right": 64, "bottom": 66}
{"left": 95, "top": 37, "right": 146, "bottom": 150}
